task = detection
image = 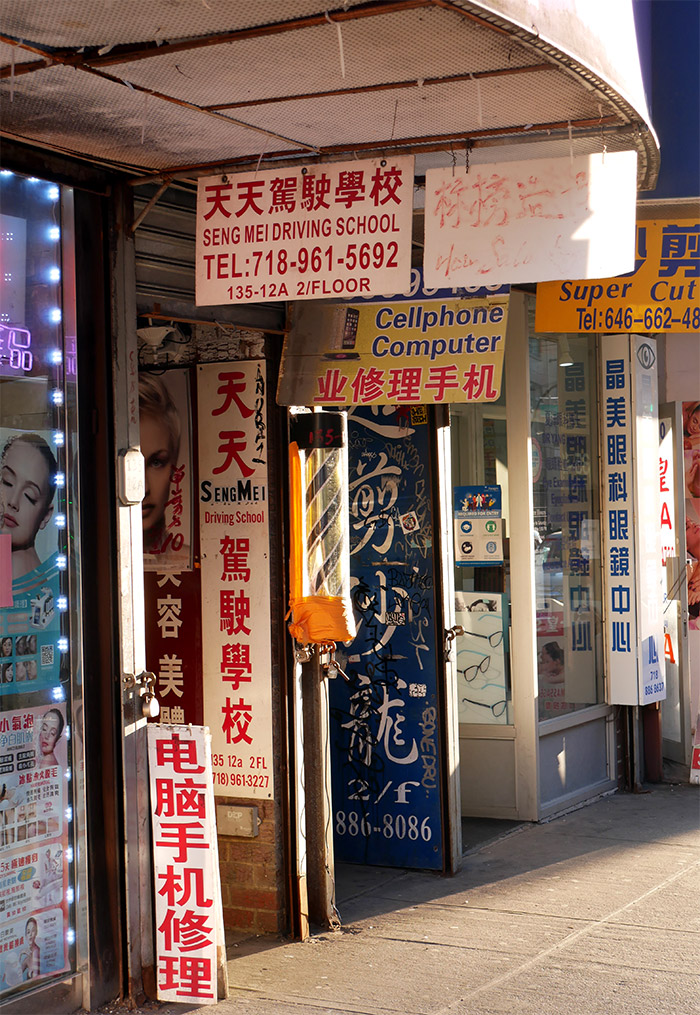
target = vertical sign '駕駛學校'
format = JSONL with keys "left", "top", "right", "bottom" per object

{"left": 198, "top": 363, "right": 272, "bottom": 798}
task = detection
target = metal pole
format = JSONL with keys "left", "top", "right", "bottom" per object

{"left": 301, "top": 654, "right": 339, "bottom": 929}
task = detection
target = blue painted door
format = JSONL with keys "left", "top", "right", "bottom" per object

{"left": 329, "top": 405, "right": 444, "bottom": 869}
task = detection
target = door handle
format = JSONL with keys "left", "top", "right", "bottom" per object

{"left": 123, "top": 670, "right": 160, "bottom": 718}
{"left": 444, "top": 625, "right": 464, "bottom": 654}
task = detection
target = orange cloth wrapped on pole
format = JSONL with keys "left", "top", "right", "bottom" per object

{"left": 287, "top": 419, "right": 356, "bottom": 645}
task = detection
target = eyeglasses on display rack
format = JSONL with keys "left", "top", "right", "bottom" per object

{"left": 465, "top": 627, "right": 503, "bottom": 648}
{"left": 456, "top": 651, "right": 490, "bottom": 683}
{"left": 462, "top": 696, "right": 508, "bottom": 718}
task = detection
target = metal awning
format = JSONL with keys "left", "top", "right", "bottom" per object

{"left": 1, "top": 0, "right": 659, "bottom": 188}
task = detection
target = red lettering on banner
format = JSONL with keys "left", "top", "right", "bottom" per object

{"left": 159, "top": 955, "right": 214, "bottom": 999}
{"left": 386, "top": 367, "right": 422, "bottom": 402}
{"left": 212, "top": 372, "right": 254, "bottom": 418}
{"left": 462, "top": 363, "right": 498, "bottom": 400}
{"left": 235, "top": 180, "right": 265, "bottom": 217}
{"left": 314, "top": 368, "right": 349, "bottom": 403}
{"left": 156, "top": 821, "right": 209, "bottom": 863}
{"left": 301, "top": 172, "right": 331, "bottom": 211}
{"left": 203, "top": 183, "right": 233, "bottom": 220}
{"left": 157, "top": 864, "right": 213, "bottom": 908}
{"left": 664, "top": 632, "right": 676, "bottom": 664}
{"left": 369, "top": 165, "right": 403, "bottom": 206}
{"left": 155, "top": 733, "right": 205, "bottom": 773}
{"left": 269, "top": 176, "right": 298, "bottom": 213}
{"left": 213, "top": 431, "right": 254, "bottom": 477}
{"left": 155, "top": 777, "right": 207, "bottom": 818}
{"left": 351, "top": 367, "right": 385, "bottom": 403}
{"left": 335, "top": 171, "right": 366, "bottom": 208}
{"left": 221, "top": 643, "right": 252, "bottom": 689}
{"left": 659, "top": 456, "right": 670, "bottom": 492}
{"left": 424, "top": 364, "right": 460, "bottom": 400}
{"left": 158, "top": 907, "right": 214, "bottom": 953}
{"left": 222, "top": 697, "right": 253, "bottom": 745}
{"left": 219, "top": 589, "right": 251, "bottom": 635}
{"left": 220, "top": 536, "right": 251, "bottom": 582}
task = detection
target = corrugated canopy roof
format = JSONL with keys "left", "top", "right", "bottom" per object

{"left": 0, "top": 0, "right": 659, "bottom": 188}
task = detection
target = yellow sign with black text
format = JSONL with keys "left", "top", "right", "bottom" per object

{"left": 278, "top": 293, "right": 509, "bottom": 406}
{"left": 536, "top": 219, "right": 699, "bottom": 333}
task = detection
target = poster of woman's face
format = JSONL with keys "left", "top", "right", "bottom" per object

{"left": 138, "top": 370, "right": 193, "bottom": 571}
{"left": 683, "top": 401, "right": 700, "bottom": 631}
{"left": 683, "top": 402, "right": 700, "bottom": 561}
{"left": 0, "top": 431, "right": 58, "bottom": 581}
{"left": 684, "top": 401, "right": 700, "bottom": 503}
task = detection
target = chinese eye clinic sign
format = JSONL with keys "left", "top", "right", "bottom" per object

{"left": 600, "top": 336, "right": 664, "bottom": 706}
{"left": 196, "top": 156, "right": 414, "bottom": 304}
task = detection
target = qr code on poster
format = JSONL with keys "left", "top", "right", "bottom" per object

{"left": 40, "top": 644, "right": 54, "bottom": 667}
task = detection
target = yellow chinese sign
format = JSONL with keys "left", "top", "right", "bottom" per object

{"left": 278, "top": 293, "right": 509, "bottom": 406}
{"left": 536, "top": 219, "right": 699, "bottom": 333}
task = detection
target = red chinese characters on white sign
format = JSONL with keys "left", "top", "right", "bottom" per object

{"left": 148, "top": 726, "right": 220, "bottom": 1005}
{"left": 195, "top": 157, "right": 414, "bottom": 305}
{"left": 423, "top": 153, "right": 638, "bottom": 287}
{"left": 197, "top": 362, "right": 273, "bottom": 799}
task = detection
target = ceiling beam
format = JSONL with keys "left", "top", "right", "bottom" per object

{"left": 204, "top": 62, "right": 553, "bottom": 111}
{"left": 128, "top": 115, "right": 624, "bottom": 185}
{"left": 73, "top": 62, "right": 322, "bottom": 154}
{"left": 0, "top": 0, "right": 517, "bottom": 80}
{"left": 0, "top": 1, "right": 434, "bottom": 78}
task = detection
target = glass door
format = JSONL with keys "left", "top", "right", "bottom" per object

{"left": 0, "top": 171, "right": 87, "bottom": 1006}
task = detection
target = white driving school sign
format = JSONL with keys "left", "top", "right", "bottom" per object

{"left": 196, "top": 156, "right": 414, "bottom": 305}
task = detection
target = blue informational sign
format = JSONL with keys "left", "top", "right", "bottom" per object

{"left": 0, "top": 554, "right": 60, "bottom": 696}
{"left": 453, "top": 485, "right": 503, "bottom": 567}
{"left": 329, "top": 405, "right": 444, "bottom": 869}
{"left": 350, "top": 265, "right": 509, "bottom": 304}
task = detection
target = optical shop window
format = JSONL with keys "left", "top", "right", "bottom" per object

{"left": 529, "top": 314, "right": 605, "bottom": 722}
{"left": 450, "top": 383, "right": 512, "bottom": 727}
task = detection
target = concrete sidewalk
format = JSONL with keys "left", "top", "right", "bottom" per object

{"left": 115, "top": 783, "right": 700, "bottom": 1015}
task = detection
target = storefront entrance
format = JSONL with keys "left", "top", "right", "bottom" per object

{"left": 326, "top": 291, "right": 618, "bottom": 877}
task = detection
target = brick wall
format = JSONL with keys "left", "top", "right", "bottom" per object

{"left": 217, "top": 798, "right": 286, "bottom": 934}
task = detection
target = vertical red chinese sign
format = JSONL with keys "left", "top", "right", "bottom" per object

{"left": 197, "top": 362, "right": 273, "bottom": 799}
{"left": 148, "top": 725, "right": 222, "bottom": 1004}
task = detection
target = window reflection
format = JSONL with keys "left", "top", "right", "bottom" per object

{"left": 530, "top": 313, "right": 604, "bottom": 721}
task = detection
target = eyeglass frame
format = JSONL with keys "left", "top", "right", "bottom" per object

{"left": 464, "top": 627, "right": 503, "bottom": 648}
{"left": 461, "top": 695, "right": 508, "bottom": 718}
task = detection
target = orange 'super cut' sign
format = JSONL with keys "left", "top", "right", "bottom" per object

{"left": 536, "top": 220, "right": 699, "bottom": 333}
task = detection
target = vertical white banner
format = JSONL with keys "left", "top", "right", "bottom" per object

{"left": 148, "top": 724, "right": 219, "bottom": 1005}
{"left": 600, "top": 336, "right": 637, "bottom": 703}
{"left": 197, "top": 362, "right": 273, "bottom": 799}
{"left": 601, "top": 336, "right": 665, "bottom": 706}
{"left": 632, "top": 336, "right": 665, "bottom": 704}
{"left": 659, "top": 416, "right": 680, "bottom": 741}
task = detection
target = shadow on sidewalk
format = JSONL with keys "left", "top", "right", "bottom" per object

{"left": 223, "top": 783, "right": 698, "bottom": 964}
{"left": 327, "top": 783, "right": 698, "bottom": 926}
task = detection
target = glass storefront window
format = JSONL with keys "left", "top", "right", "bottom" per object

{"left": 529, "top": 303, "right": 604, "bottom": 721}
{"left": 0, "top": 170, "right": 85, "bottom": 1002}
{"left": 450, "top": 384, "right": 512, "bottom": 726}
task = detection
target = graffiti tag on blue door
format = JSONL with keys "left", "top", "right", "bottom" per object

{"left": 329, "top": 405, "right": 443, "bottom": 869}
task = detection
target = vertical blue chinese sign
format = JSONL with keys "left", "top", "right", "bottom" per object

{"left": 601, "top": 338, "right": 637, "bottom": 702}
{"left": 329, "top": 406, "right": 444, "bottom": 869}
